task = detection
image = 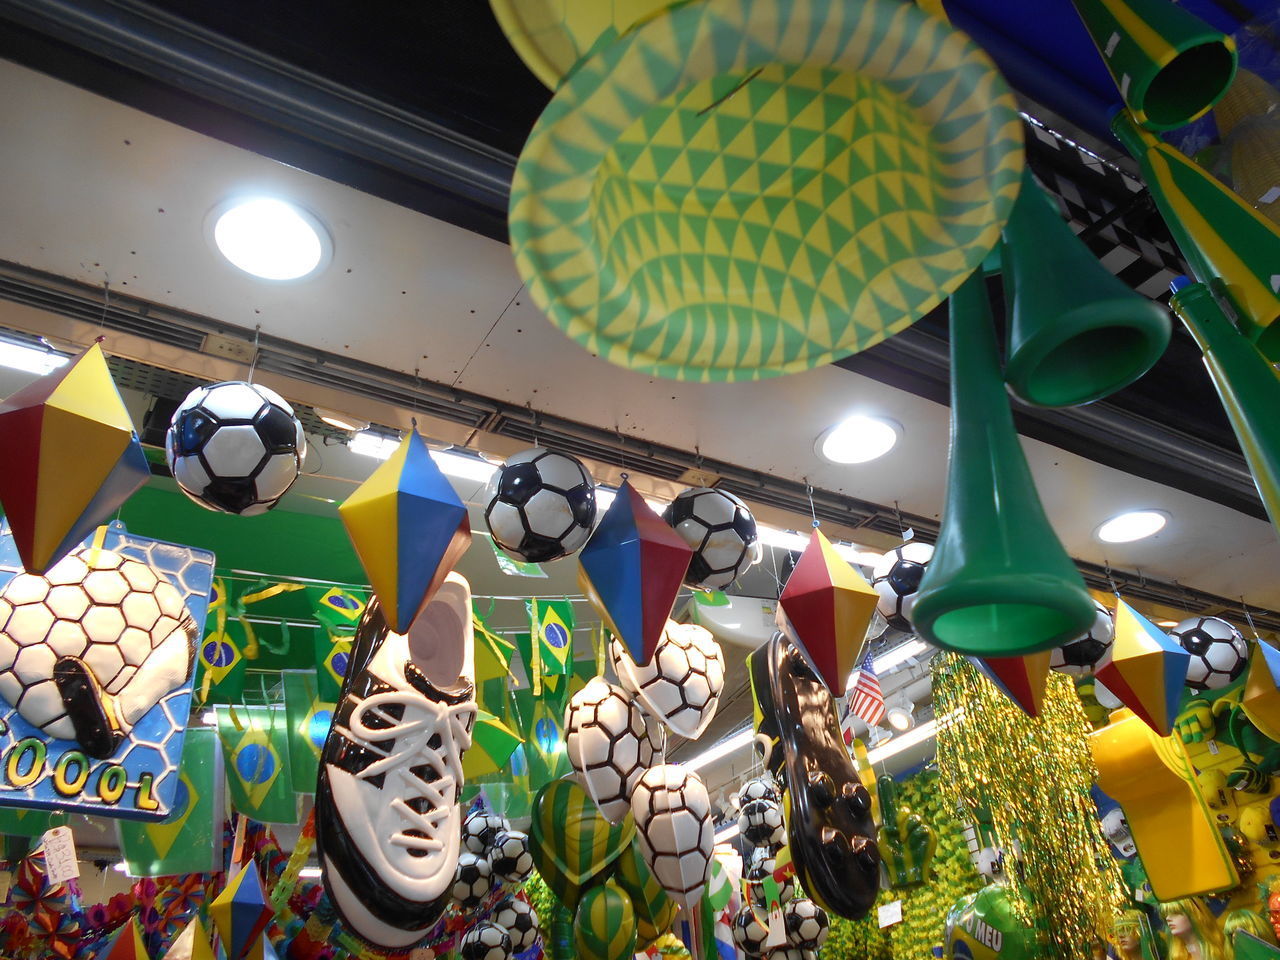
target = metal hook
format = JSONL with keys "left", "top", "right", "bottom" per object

{"left": 806, "top": 483, "right": 819, "bottom": 529}
{"left": 1103, "top": 559, "right": 1120, "bottom": 598}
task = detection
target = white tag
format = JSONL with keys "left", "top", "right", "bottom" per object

{"left": 41, "top": 826, "right": 79, "bottom": 884}
{"left": 766, "top": 905, "right": 786, "bottom": 948}
{"left": 877, "top": 900, "right": 903, "bottom": 928}
{"left": 900, "top": 528, "right": 915, "bottom": 544}
{"left": 1208, "top": 739, "right": 1220, "bottom": 755}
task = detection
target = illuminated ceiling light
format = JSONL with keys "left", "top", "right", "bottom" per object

{"left": 886, "top": 701, "right": 915, "bottom": 732}
{"left": 298, "top": 866, "right": 323, "bottom": 878}
{"left": 112, "top": 861, "right": 128, "bottom": 873}
{"left": 756, "top": 524, "right": 810, "bottom": 552}
{"left": 1157, "top": 620, "right": 1179, "bottom": 628}
{"left": 0, "top": 339, "right": 69, "bottom": 375}
{"left": 349, "top": 430, "right": 400, "bottom": 460}
{"left": 872, "top": 638, "right": 930, "bottom": 674}
{"left": 314, "top": 408, "right": 369, "bottom": 433}
{"left": 211, "top": 197, "right": 330, "bottom": 280}
{"left": 685, "top": 726, "right": 755, "bottom": 771}
{"left": 1096, "top": 509, "right": 1168, "bottom": 544}
{"left": 432, "top": 449, "right": 498, "bottom": 484}
{"left": 816, "top": 414, "right": 900, "bottom": 465}
{"left": 714, "top": 822, "right": 741, "bottom": 843}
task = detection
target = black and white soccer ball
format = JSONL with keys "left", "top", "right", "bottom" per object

{"left": 871, "top": 542, "right": 934, "bottom": 632}
{"left": 452, "top": 852, "right": 494, "bottom": 907}
{"left": 630, "top": 764, "right": 715, "bottom": 903}
{"left": 463, "top": 811, "right": 510, "bottom": 857}
{"left": 662, "top": 488, "right": 759, "bottom": 590}
{"left": 1169, "top": 616, "right": 1249, "bottom": 692}
{"left": 784, "top": 898, "right": 828, "bottom": 950}
{"left": 746, "top": 851, "right": 794, "bottom": 905}
{"left": 738, "top": 798, "right": 784, "bottom": 849}
{"left": 484, "top": 448, "right": 596, "bottom": 564}
{"left": 738, "top": 777, "right": 780, "bottom": 807}
{"left": 732, "top": 905, "right": 770, "bottom": 958}
{"left": 1050, "top": 600, "right": 1114, "bottom": 677}
{"left": 166, "top": 380, "right": 306, "bottom": 516}
{"left": 493, "top": 897, "right": 540, "bottom": 953}
{"left": 565, "top": 678, "right": 659, "bottom": 822}
{"left": 611, "top": 622, "right": 724, "bottom": 739}
{"left": 461, "top": 921, "right": 512, "bottom": 960}
{"left": 489, "top": 830, "right": 534, "bottom": 884}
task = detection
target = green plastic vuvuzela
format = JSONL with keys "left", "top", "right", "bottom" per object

{"left": 1070, "top": 0, "right": 1236, "bottom": 130}
{"left": 911, "top": 272, "right": 1095, "bottom": 656}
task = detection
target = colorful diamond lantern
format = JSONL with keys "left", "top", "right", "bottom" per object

{"left": 1094, "top": 600, "right": 1191, "bottom": 736}
{"left": 210, "top": 862, "right": 274, "bottom": 960}
{"left": 971, "top": 651, "right": 1052, "bottom": 717}
{"left": 161, "top": 917, "right": 214, "bottom": 960}
{"left": 339, "top": 431, "right": 470, "bottom": 633}
{"left": 0, "top": 343, "right": 148, "bottom": 573}
{"left": 578, "top": 481, "right": 692, "bottom": 665}
{"left": 101, "top": 918, "right": 150, "bottom": 960}
{"left": 777, "top": 529, "right": 880, "bottom": 693}
{"left": 1240, "top": 640, "right": 1280, "bottom": 742}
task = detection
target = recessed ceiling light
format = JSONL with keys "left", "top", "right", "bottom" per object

{"left": 210, "top": 197, "right": 331, "bottom": 280}
{"left": 314, "top": 408, "right": 369, "bottom": 433}
{"left": 1096, "top": 509, "right": 1168, "bottom": 544}
{"left": 816, "top": 415, "right": 900, "bottom": 464}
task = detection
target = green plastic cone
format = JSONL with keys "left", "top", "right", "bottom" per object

{"left": 911, "top": 272, "right": 1096, "bottom": 656}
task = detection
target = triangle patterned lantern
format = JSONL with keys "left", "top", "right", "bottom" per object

{"left": 339, "top": 431, "right": 470, "bottom": 633}
{"left": 971, "top": 651, "right": 1052, "bottom": 717}
{"left": 210, "top": 861, "right": 274, "bottom": 960}
{"left": 1240, "top": 640, "right": 1280, "bottom": 742}
{"left": 578, "top": 481, "right": 692, "bottom": 665}
{"left": 777, "top": 529, "right": 880, "bottom": 694}
{"left": 161, "top": 917, "right": 215, "bottom": 960}
{"left": 101, "top": 918, "right": 150, "bottom": 960}
{"left": 1094, "top": 600, "right": 1190, "bottom": 736}
{"left": 0, "top": 342, "right": 148, "bottom": 573}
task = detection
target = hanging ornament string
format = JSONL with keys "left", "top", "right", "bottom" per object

{"left": 246, "top": 324, "right": 262, "bottom": 384}
{"left": 805, "top": 484, "right": 819, "bottom": 529}
{"left": 96, "top": 278, "right": 110, "bottom": 336}
{"left": 1242, "top": 596, "right": 1261, "bottom": 639}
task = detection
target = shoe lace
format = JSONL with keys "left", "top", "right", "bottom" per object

{"left": 348, "top": 689, "right": 476, "bottom": 855}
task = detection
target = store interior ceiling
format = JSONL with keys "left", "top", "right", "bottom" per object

{"left": 0, "top": 0, "right": 1278, "bottom": 847}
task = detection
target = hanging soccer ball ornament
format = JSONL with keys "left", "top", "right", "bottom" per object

{"left": 871, "top": 542, "right": 934, "bottom": 632}
{"left": 733, "top": 906, "right": 769, "bottom": 958}
{"left": 452, "top": 852, "right": 493, "bottom": 908}
{"left": 746, "top": 851, "right": 794, "bottom": 905}
{"left": 461, "top": 921, "right": 513, "bottom": 960}
{"left": 565, "top": 677, "right": 659, "bottom": 823}
{"left": 166, "top": 380, "right": 306, "bottom": 516}
{"left": 489, "top": 830, "right": 534, "bottom": 884}
{"left": 738, "top": 777, "right": 780, "bottom": 806}
{"left": 611, "top": 621, "right": 724, "bottom": 739}
{"left": 484, "top": 448, "right": 596, "bottom": 563}
{"left": 784, "top": 898, "right": 829, "bottom": 950}
{"left": 662, "top": 487, "right": 759, "bottom": 589}
{"left": 738, "top": 798, "right": 785, "bottom": 849}
{"left": 494, "top": 897, "right": 540, "bottom": 952}
{"left": 1050, "top": 600, "right": 1115, "bottom": 677}
{"left": 1168, "top": 616, "right": 1249, "bottom": 692}
{"left": 463, "top": 811, "right": 510, "bottom": 857}
{"left": 630, "top": 764, "right": 715, "bottom": 908}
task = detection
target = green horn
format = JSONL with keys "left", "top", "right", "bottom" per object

{"left": 1113, "top": 110, "right": 1280, "bottom": 361}
{"left": 1070, "top": 0, "right": 1236, "bottom": 130}
{"left": 1169, "top": 280, "right": 1280, "bottom": 540}
{"left": 1002, "top": 168, "right": 1171, "bottom": 407}
{"left": 911, "top": 272, "right": 1096, "bottom": 657}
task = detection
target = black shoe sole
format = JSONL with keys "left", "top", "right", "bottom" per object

{"left": 53, "top": 656, "right": 122, "bottom": 760}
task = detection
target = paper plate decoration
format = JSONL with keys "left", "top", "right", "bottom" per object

{"left": 565, "top": 677, "right": 659, "bottom": 823}
{"left": 1094, "top": 600, "right": 1191, "bottom": 737}
{"left": 630, "top": 763, "right": 714, "bottom": 909}
{"left": 529, "top": 775, "right": 636, "bottom": 909}
{"left": 1049, "top": 600, "right": 1115, "bottom": 677}
{"left": 575, "top": 879, "right": 639, "bottom": 960}
{"left": 508, "top": 0, "right": 1024, "bottom": 382}
{"left": 484, "top": 447, "right": 596, "bottom": 564}
{"left": 210, "top": 862, "right": 274, "bottom": 960}
{"left": 339, "top": 431, "right": 470, "bottom": 633}
{"left": 777, "top": 529, "right": 880, "bottom": 695}
{"left": 611, "top": 621, "right": 724, "bottom": 739}
{"left": 494, "top": 896, "right": 541, "bottom": 952}
{"left": 161, "top": 916, "right": 215, "bottom": 960}
{"left": 662, "top": 488, "right": 759, "bottom": 590}
{"left": 0, "top": 342, "right": 148, "bottom": 574}
{"left": 1167, "top": 616, "right": 1249, "bottom": 692}
{"left": 871, "top": 542, "right": 934, "bottom": 633}
{"left": 614, "top": 837, "right": 678, "bottom": 949}
{"left": 578, "top": 481, "right": 692, "bottom": 665}
{"left": 461, "top": 921, "right": 512, "bottom": 960}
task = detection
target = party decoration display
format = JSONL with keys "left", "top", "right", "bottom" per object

{"left": 452, "top": 852, "right": 494, "bottom": 907}
{"left": 971, "top": 650, "right": 1053, "bottom": 717}
{"left": 943, "top": 883, "right": 1040, "bottom": 959}
{"left": 529, "top": 775, "right": 635, "bottom": 909}
{"left": 662, "top": 488, "right": 758, "bottom": 590}
{"left": 1001, "top": 168, "right": 1171, "bottom": 407}
{"left": 0, "top": 343, "right": 148, "bottom": 574}
{"left": 1168, "top": 616, "right": 1249, "bottom": 692}
{"left": 784, "top": 898, "right": 829, "bottom": 951}
{"left": 484, "top": 448, "right": 596, "bottom": 564}
{"left": 162, "top": 916, "right": 215, "bottom": 960}
{"left": 0, "top": 523, "right": 212, "bottom": 818}
{"left": 1094, "top": 600, "right": 1191, "bottom": 736}
{"left": 1050, "top": 600, "right": 1115, "bottom": 677}
{"left": 494, "top": 896, "right": 541, "bottom": 952}
{"left": 526, "top": 597, "right": 576, "bottom": 683}
{"left": 339, "top": 430, "right": 470, "bottom": 634}
{"left": 871, "top": 542, "right": 934, "bottom": 633}
{"left": 564, "top": 676, "right": 659, "bottom": 823}
{"left": 732, "top": 905, "right": 769, "bottom": 958}
{"left": 464, "top": 810, "right": 509, "bottom": 856}
{"left": 750, "top": 631, "right": 879, "bottom": 918}
{"left": 100, "top": 918, "right": 151, "bottom": 960}
{"left": 934, "top": 654, "right": 1129, "bottom": 960}
{"left": 630, "top": 764, "right": 714, "bottom": 909}
{"left": 216, "top": 704, "right": 295, "bottom": 824}
{"left": 738, "top": 797, "right": 784, "bottom": 850}
{"left": 611, "top": 620, "right": 723, "bottom": 739}
{"left": 577, "top": 480, "right": 692, "bottom": 665}
{"left": 210, "top": 862, "right": 274, "bottom": 960}
{"left": 777, "top": 528, "right": 880, "bottom": 694}
{"left": 166, "top": 380, "right": 305, "bottom": 516}
{"left": 1242, "top": 641, "right": 1280, "bottom": 742}
{"left": 574, "top": 880, "right": 637, "bottom": 960}
{"left": 508, "top": 0, "right": 1024, "bottom": 382}
{"left": 912, "top": 273, "right": 1096, "bottom": 656}
{"left": 613, "top": 835, "right": 679, "bottom": 949}
{"left": 461, "top": 921, "right": 512, "bottom": 960}
{"left": 877, "top": 774, "right": 937, "bottom": 889}
{"left": 490, "top": 829, "right": 535, "bottom": 884}
{"left": 315, "top": 586, "right": 478, "bottom": 949}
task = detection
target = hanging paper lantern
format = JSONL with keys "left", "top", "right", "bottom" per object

{"left": 611, "top": 621, "right": 724, "bottom": 739}
{"left": 210, "top": 862, "right": 274, "bottom": 960}
{"left": 971, "top": 651, "right": 1053, "bottom": 718}
{"left": 574, "top": 880, "right": 638, "bottom": 960}
{"left": 564, "top": 677, "right": 659, "bottom": 823}
{"left": 630, "top": 764, "right": 714, "bottom": 909}
{"left": 161, "top": 917, "right": 215, "bottom": 960}
{"left": 1094, "top": 600, "right": 1191, "bottom": 736}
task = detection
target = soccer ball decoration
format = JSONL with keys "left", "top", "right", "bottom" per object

{"left": 738, "top": 777, "right": 781, "bottom": 806}
{"left": 630, "top": 764, "right": 715, "bottom": 908}
{"left": 490, "top": 830, "right": 534, "bottom": 884}
{"left": 494, "top": 897, "right": 541, "bottom": 952}
{"left": 784, "top": 898, "right": 829, "bottom": 950}
{"left": 738, "top": 798, "right": 785, "bottom": 849}
{"left": 1050, "top": 600, "right": 1115, "bottom": 677}
{"left": 746, "top": 852, "right": 794, "bottom": 906}
{"left": 662, "top": 488, "right": 759, "bottom": 589}
{"left": 452, "top": 852, "right": 494, "bottom": 907}
{"left": 484, "top": 448, "right": 596, "bottom": 564}
{"left": 464, "top": 810, "right": 510, "bottom": 857}
{"left": 565, "top": 677, "right": 659, "bottom": 823}
{"left": 611, "top": 621, "right": 724, "bottom": 739}
{"left": 871, "top": 542, "right": 935, "bottom": 632}
{"left": 461, "top": 921, "right": 513, "bottom": 960}
{"left": 0, "top": 546, "right": 196, "bottom": 758}
{"left": 733, "top": 906, "right": 769, "bottom": 958}
{"left": 1168, "top": 616, "right": 1250, "bottom": 692}
{"left": 166, "top": 380, "right": 306, "bottom": 516}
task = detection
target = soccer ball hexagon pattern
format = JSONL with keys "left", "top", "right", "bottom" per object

{"left": 738, "top": 776, "right": 781, "bottom": 806}
{"left": 484, "top": 448, "right": 596, "bottom": 564}
{"left": 738, "top": 797, "right": 785, "bottom": 849}
{"left": 463, "top": 811, "right": 510, "bottom": 857}
{"left": 732, "top": 905, "right": 770, "bottom": 958}
{"left": 494, "top": 897, "right": 541, "bottom": 953}
{"left": 871, "top": 542, "right": 935, "bottom": 632}
{"left": 166, "top": 380, "right": 306, "bottom": 516}
{"left": 452, "top": 852, "right": 494, "bottom": 907}
{"left": 565, "top": 677, "right": 659, "bottom": 823}
{"left": 746, "top": 850, "right": 795, "bottom": 906}
{"left": 662, "top": 487, "right": 759, "bottom": 590}
{"left": 630, "top": 764, "right": 714, "bottom": 907}
{"left": 461, "top": 921, "right": 512, "bottom": 960}
{"left": 611, "top": 621, "right": 724, "bottom": 739}
{"left": 784, "top": 898, "right": 829, "bottom": 950}
{"left": 1050, "top": 600, "right": 1115, "bottom": 677}
{"left": 1169, "top": 616, "right": 1250, "bottom": 692}
{"left": 489, "top": 830, "right": 534, "bottom": 884}
{"left": 0, "top": 547, "right": 195, "bottom": 744}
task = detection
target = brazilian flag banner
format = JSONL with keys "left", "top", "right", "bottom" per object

{"left": 282, "top": 671, "right": 335, "bottom": 794}
{"left": 117, "top": 726, "right": 222, "bottom": 877}
{"left": 527, "top": 598, "right": 575, "bottom": 677}
{"left": 309, "top": 586, "right": 365, "bottom": 702}
{"left": 216, "top": 705, "right": 297, "bottom": 824}
{"left": 195, "top": 578, "right": 248, "bottom": 704}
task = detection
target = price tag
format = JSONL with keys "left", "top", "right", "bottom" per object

{"left": 1207, "top": 739, "right": 1220, "bottom": 755}
{"left": 41, "top": 826, "right": 79, "bottom": 884}
{"left": 877, "top": 899, "right": 903, "bottom": 928}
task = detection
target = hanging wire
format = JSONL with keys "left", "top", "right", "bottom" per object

{"left": 893, "top": 500, "right": 909, "bottom": 541}
{"left": 1242, "top": 596, "right": 1262, "bottom": 639}
{"left": 805, "top": 483, "right": 819, "bottom": 529}
{"left": 96, "top": 278, "right": 111, "bottom": 335}
{"left": 246, "top": 324, "right": 262, "bottom": 383}
{"left": 1103, "top": 559, "right": 1121, "bottom": 598}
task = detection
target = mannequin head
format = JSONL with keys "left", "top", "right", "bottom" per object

{"left": 1222, "top": 909, "right": 1279, "bottom": 948}
{"left": 1159, "top": 899, "right": 1225, "bottom": 960}
{"left": 1112, "top": 910, "right": 1147, "bottom": 956}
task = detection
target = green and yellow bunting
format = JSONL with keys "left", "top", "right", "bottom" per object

{"left": 575, "top": 880, "right": 638, "bottom": 960}
{"left": 195, "top": 579, "right": 247, "bottom": 704}
{"left": 216, "top": 705, "right": 297, "bottom": 824}
{"left": 511, "top": 687, "right": 572, "bottom": 790}
{"left": 528, "top": 598, "right": 575, "bottom": 678}
{"left": 309, "top": 586, "right": 365, "bottom": 702}
{"left": 282, "top": 670, "right": 334, "bottom": 794}
{"left": 530, "top": 776, "right": 636, "bottom": 909}
{"left": 463, "top": 709, "right": 524, "bottom": 779}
